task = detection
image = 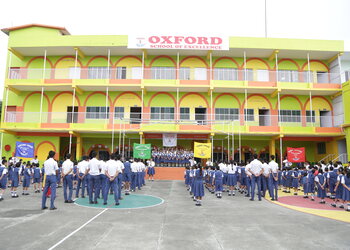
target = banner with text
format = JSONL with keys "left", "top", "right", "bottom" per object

{"left": 194, "top": 142, "right": 212, "bottom": 159}
{"left": 128, "top": 35, "right": 229, "bottom": 50}
{"left": 15, "top": 141, "right": 34, "bottom": 158}
{"left": 163, "top": 133, "right": 177, "bottom": 147}
{"left": 133, "top": 143, "right": 151, "bottom": 159}
{"left": 287, "top": 147, "right": 305, "bottom": 163}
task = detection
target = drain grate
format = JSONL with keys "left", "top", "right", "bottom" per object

{"left": 0, "top": 209, "right": 43, "bottom": 218}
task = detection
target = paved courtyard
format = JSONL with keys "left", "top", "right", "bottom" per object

{"left": 0, "top": 180, "right": 350, "bottom": 250}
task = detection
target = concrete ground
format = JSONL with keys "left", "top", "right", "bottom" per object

{"left": 0, "top": 180, "right": 350, "bottom": 250}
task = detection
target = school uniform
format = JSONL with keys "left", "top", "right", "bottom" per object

{"left": 291, "top": 170, "right": 300, "bottom": 189}
{"left": 189, "top": 169, "right": 195, "bottom": 193}
{"left": 315, "top": 174, "right": 326, "bottom": 199}
{"left": 261, "top": 163, "right": 270, "bottom": 197}
{"left": 268, "top": 160, "right": 279, "bottom": 200}
{"left": 130, "top": 162, "right": 138, "bottom": 191}
{"left": 227, "top": 164, "right": 237, "bottom": 186}
{"left": 33, "top": 167, "right": 41, "bottom": 184}
{"left": 192, "top": 169, "right": 205, "bottom": 197}
{"left": 341, "top": 175, "right": 350, "bottom": 201}
{"left": 328, "top": 171, "right": 337, "bottom": 195}
{"left": 305, "top": 170, "right": 315, "bottom": 194}
{"left": 123, "top": 161, "right": 132, "bottom": 183}
{"left": 245, "top": 164, "right": 252, "bottom": 196}
{"left": 116, "top": 160, "right": 124, "bottom": 199}
{"left": 335, "top": 174, "right": 344, "bottom": 200}
{"left": 98, "top": 161, "right": 107, "bottom": 199}
{"left": 105, "top": 159, "right": 120, "bottom": 204}
{"left": 213, "top": 170, "right": 224, "bottom": 194}
{"left": 87, "top": 158, "right": 101, "bottom": 203}
{"left": 147, "top": 161, "right": 156, "bottom": 176}
{"left": 286, "top": 170, "right": 293, "bottom": 189}
{"left": 23, "top": 168, "right": 31, "bottom": 188}
{"left": 219, "top": 163, "right": 228, "bottom": 186}
{"left": 11, "top": 167, "right": 20, "bottom": 188}
{"left": 184, "top": 169, "right": 190, "bottom": 186}
{"left": 73, "top": 165, "right": 78, "bottom": 182}
{"left": 76, "top": 160, "right": 89, "bottom": 198}
{"left": 56, "top": 167, "right": 62, "bottom": 186}
{"left": 249, "top": 159, "right": 263, "bottom": 201}
{"left": 41, "top": 158, "right": 58, "bottom": 209}
{"left": 0, "top": 165, "right": 8, "bottom": 190}
{"left": 62, "top": 159, "right": 74, "bottom": 202}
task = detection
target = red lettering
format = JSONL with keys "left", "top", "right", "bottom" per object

{"left": 174, "top": 36, "right": 184, "bottom": 44}
{"left": 197, "top": 37, "right": 209, "bottom": 45}
{"left": 210, "top": 37, "right": 222, "bottom": 45}
{"left": 184, "top": 36, "right": 196, "bottom": 44}
{"left": 149, "top": 36, "right": 160, "bottom": 43}
{"left": 161, "top": 36, "right": 172, "bottom": 44}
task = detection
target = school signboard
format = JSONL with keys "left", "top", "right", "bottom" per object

{"left": 128, "top": 35, "right": 229, "bottom": 50}
{"left": 133, "top": 143, "right": 151, "bottom": 159}
{"left": 194, "top": 142, "right": 211, "bottom": 159}
{"left": 15, "top": 141, "right": 34, "bottom": 158}
{"left": 287, "top": 147, "right": 306, "bottom": 163}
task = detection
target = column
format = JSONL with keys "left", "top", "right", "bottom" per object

{"left": 269, "top": 137, "right": 276, "bottom": 157}
{"left": 76, "top": 135, "right": 83, "bottom": 160}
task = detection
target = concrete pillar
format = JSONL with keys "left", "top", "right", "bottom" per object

{"left": 269, "top": 138, "right": 276, "bottom": 157}
{"left": 76, "top": 135, "right": 83, "bottom": 160}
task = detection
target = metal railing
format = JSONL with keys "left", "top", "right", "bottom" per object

{"left": 7, "top": 67, "right": 343, "bottom": 84}
{"left": 4, "top": 112, "right": 342, "bottom": 128}
{"left": 332, "top": 153, "right": 348, "bottom": 163}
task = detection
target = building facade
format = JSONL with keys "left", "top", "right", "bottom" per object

{"left": 1, "top": 24, "right": 349, "bottom": 164}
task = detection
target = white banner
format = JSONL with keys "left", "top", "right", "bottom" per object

{"left": 163, "top": 133, "right": 177, "bottom": 147}
{"left": 128, "top": 35, "right": 229, "bottom": 50}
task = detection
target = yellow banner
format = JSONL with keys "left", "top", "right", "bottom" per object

{"left": 194, "top": 142, "right": 212, "bottom": 159}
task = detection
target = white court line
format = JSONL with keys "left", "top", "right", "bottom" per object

{"left": 48, "top": 208, "right": 107, "bottom": 250}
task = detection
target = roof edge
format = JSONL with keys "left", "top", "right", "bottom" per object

{"left": 1, "top": 23, "right": 70, "bottom": 36}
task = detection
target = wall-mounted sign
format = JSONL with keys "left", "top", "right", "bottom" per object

{"left": 128, "top": 35, "right": 229, "bottom": 50}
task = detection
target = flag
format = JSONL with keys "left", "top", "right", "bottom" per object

{"left": 287, "top": 147, "right": 305, "bottom": 163}
{"left": 133, "top": 143, "right": 151, "bottom": 159}
{"left": 15, "top": 141, "right": 34, "bottom": 158}
{"left": 194, "top": 142, "right": 212, "bottom": 159}
{"left": 163, "top": 133, "right": 177, "bottom": 147}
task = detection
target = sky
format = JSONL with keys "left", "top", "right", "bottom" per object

{"left": 0, "top": 0, "right": 350, "bottom": 99}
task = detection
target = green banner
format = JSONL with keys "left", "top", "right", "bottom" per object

{"left": 133, "top": 143, "right": 151, "bottom": 159}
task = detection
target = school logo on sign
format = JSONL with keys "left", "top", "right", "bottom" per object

{"left": 133, "top": 143, "right": 151, "bottom": 159}
{"left": 287, "top": 147, "right": 305, "bottom": 163}
{"left": 15, "top": 141, "right": 34, "bottom": 158}
{"left": 194, "top": 142, "right": 212, "bottom": 159}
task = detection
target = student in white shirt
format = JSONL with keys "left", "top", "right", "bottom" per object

{"left": 87, "top": 151, "right": 101, "bottom": 204}
{"left": 30, "top": 155, "right": 39, "bottom": 165}
{"left": 0, "top": 160, "right": 8, "bottom": 201}
{"left": 261, "top": 159, "right": 270, "bottom": 198}
{"left": 131, "top": 158, "right": 138, "bottom": 192}
{"left": 41, "top": 151, "right": 59, "bottom": 210}
{"left": 76, "top": 156, "right": 89, "bottom": 198}
{"left": 62, "top": 153, "right": 74, "bottom": 203}
{"left": 268, "top": 155, "right": 279, "bottom": 201}
{"left": 98, "top": 158, "right": 107, "bottom": 200}
{"left": 115, "top": 154, "right": 124, "bottom": 200}
{"left": 249, "top": 154, "right": 263, "bottom": 201}
{"left": 105, "top": 153, "right": 120, "bottom": 206}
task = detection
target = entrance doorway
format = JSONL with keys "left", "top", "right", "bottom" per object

{"left": 130, "top": 107, "right": 142, "bottom": 124}
{"left": 195, "top": 108, "right": 206, "bottom": 125}
{"left": 320, "top": 110, "right": 332, "bottom": 127}
{"left": 66, "top": 106, "right": 78, "bottom": 123}
{"left": 259, "top": 109, "right": 270, "bottom": 126}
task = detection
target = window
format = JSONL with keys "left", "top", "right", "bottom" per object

{"left": 279, "top": 110, "right": 301, "bottom": 123}
{"left": 243, "top": 69, "right": 254, "bottom": 81}
{"left": 9, "top": 67, "right": 21, "bottom": 79}
{"left": 244, "top": 109, "right": 254, "bottom": 121}
{"left": 179, "top": 67, "right": 190, "bottom": 80}
{"left": 278, "top": 70, "right": 299, "bottom": 82}
{"left": 215, "top": 108, "right": 239, "bottom": 120}
{"left": 88, "top": 67, "right": 110, "bottom": 79}
{"left": 151, "top": 107, "right": 175, "bottom": 120}
{"left": 151, "top": 67, "right": 176, "bottom": 79}
{"left": 114, "top": 107, "right": 124, "bottom": 119}
{"left": 131, "top": 67, "right": 142, "bottom": 79}
{"left": 86, "top": 106, "right": 110, "bottom": 119}
{"left": 213, "top": 68, "right": 238, "bottom": 81}
{"left": 306, "top": 110, "right": 316, "bottom": 123}
{"left": 317, "top": 142, "right": 326, "bottom": 154}
{"left": 194, "top": 68, "right": 207, "bottom": 80}
{"left": 180, "top": 107, "right": 190, "bottom": 120}
{"left": 256, "top": 70, "right": 269, "bottom": 81}
{"left": 116, "top": 67, "right": 127, "bottom": 79}
{"left": 302, "top": 71, "right": 313, "bottom": 83}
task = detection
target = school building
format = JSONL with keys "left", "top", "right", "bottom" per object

{"left": 1, "top": 24, "right": 350, "bottom": 164}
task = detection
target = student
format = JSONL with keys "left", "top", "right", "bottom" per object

{"left": 7, "top": 161, "right": 13, "bottom": 188}
{"left": 11, "top": 162, "right": 21, "bottom": 198}
{"left": 140, "top": 160, "right": 146, "bottom": 187}
{"left": 62, "top": 154, "right": 74, "bottom": 203}
{"left": 268, "top": 155, "right": 279, "bottom": 201}
{"left": 123, "top": 158, "right": 132, "bottom": 195}
{"left": 137, "top": 159, "right": 144, "bottom": 190}
{"left": 261, "top": 159, "right": 270, "bottom": 198}
{"left": 30, "top": 155, "right": 39, "bottom": 165}
{"left": 147, "top": 159, "right": 156, "bottom": 181}
{"left": 249, "top": 154, "right": 263, "bottom": 201}
{"left": 98, "top": 158, "right": 107, "bottom": 200}
{"left": 22, "top": 163, "right": 32, "bottom": 195}
{"left": 41, "top": 151, "right": 59, "bottom": 210}
{"left": 86, "top": 151, "right": 101, "bottom": 204}
{"left": 105, "top": 154, "right": 120, "bottom": 206}
{"left": 238, "top": 162, "right": 247, "bottom": 195}
{"left": 245, "top": 161, "right": 252, "bottom": 198}
{"left": 213, "top": 165, "right": 223, "bottom": 198}
{"left": 189, "top": 166, "right": 195, "bottom": 196}
{"left": 56, "top": 164, "right": 62, "bottom": 188}
{"left": 306, "top": 167, "right": 316, "bottom": 201}
{"left": 328, "top": 166, "right": 337, "bottom": 199}
{"left": 115, "top": 154, "right": 124, "bottom": 200}
{"left": 184, "top": 166, "right": 190, "bottom": 190}
{"left": 341, "top": 168, "right": 350, "bottom": 211}
{"left": 333, "top": 167, "right": 344, "bottom": 208}
{"left": 72, "top": 161, "right": 78, "bottom": 190}
{"left": 76, "top": 156, "right": 89, "bottom": 198}
{"left": 33, "top": 163, "right": 42, "bottom": 193}
{"left": 291, "top": 167, "right": 300, "bottom": 195}
{"left": 315, "top": 169, "right": 326, "bottom": 204}
{"left": 0, "top": 160, "right": 8, "bottom": 201}
{"left": 193, "top": 164, "right": 205, "bottom": 206}
{"left": 130, "top": 158, "right": 138, "bottom": 192}
{"left": 227, "top": 160, "right": 237, "bottom": 196}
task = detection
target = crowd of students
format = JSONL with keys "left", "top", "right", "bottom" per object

{"left": 0, "top": 152, "right": 157, "bottom": 210}
{"left": 152, "top": 148, "right": 194, "bottom": 167}
{"left": 184, "top": 155, "right": 350, "bottom": 211}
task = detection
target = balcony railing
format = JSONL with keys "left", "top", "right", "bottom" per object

{"left": 4, "top": 112, "right": 342, "bottom": 129}
{"left": 7, "top": 67, "right": 342, "bottom": 84}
